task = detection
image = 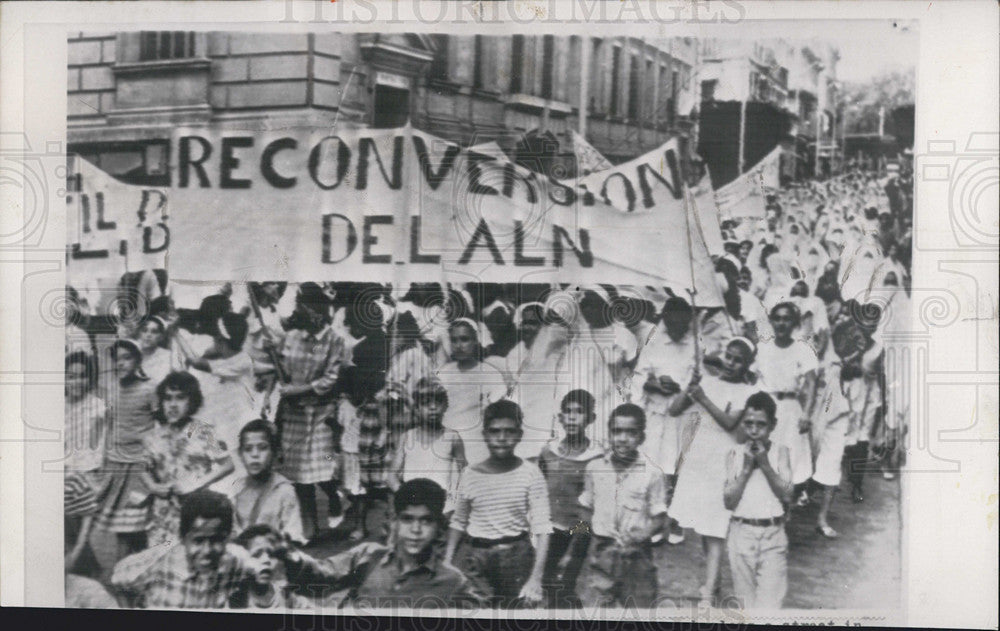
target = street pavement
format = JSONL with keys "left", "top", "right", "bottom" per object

{"left": 654, "top": 471, "right": 901, "bottom": 609}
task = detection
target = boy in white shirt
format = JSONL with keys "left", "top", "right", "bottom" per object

{"left": 723, "top": 392, "right": 793, "bottom": 610}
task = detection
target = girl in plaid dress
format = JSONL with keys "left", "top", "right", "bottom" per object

{"left": 338, "top": 294, "right": 392, "bottom": 539}
{"left": 343, "top": 386, "right": 409, "bottom": 542}
{"left": 274, "top": 283, "right": 348, "bottom": 538}
{"left": 346, "top": 400, "right": 391, "bottom": 540}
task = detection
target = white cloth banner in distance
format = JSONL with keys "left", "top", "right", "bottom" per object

{"left": 66, "top": 157, "right": 170, "bottom": 286}
{"left": 570, "top": 130, "right": 614, "bottom": 175}
{"left": 714, "top": 146, "right": 782, "bottom": 220}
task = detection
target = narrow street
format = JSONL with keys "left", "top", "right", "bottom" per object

{"left": 655, "top": 471, "right": 901, "bottom": 609}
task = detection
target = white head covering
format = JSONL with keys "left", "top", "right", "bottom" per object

{"left": 722, "top": 253, "right": 742, "bottom": 271}
{"left": 727, "top": 335, "right": 757, "bottom": 360}
{"left": 761, "top": 250, "right": 801, "bottom": 311}
{"left": 765, "top": 250, "right": 798, "bottom": 288}
{"left": 449, "top": 316, "right": 494, "bottom": 351}
{"left": 452, "top": 287, "right": 475, "bottom": 318}
{"left": 145, "top": 315, "right": 168, "bottom": 332}
{"left": 801, "top": 239, "right": 831, "bottom": 287}
{"left": 216, "top": 316, "right": 232, "bottom": 342}
{"left": 519, "top": 290, "right": 582, "bottom": 364}
{"left": 582, "top": 284, "right": 614, "bottom": 304}
{"left": 374, "top": 297, "right": 396, "bottom": 331}
{"left": 482, "top": 299, "right": 513, "bottom": 320}
{"left": 839, "top": 242, "right": 884, "bottom": 304}
{"left": 542, "top": 289, "right": 581, "bottom": 331}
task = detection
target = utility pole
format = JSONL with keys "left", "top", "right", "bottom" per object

{"left": 738, "top": 97, "right": 747, "bottom": 176}
{"left": 638, "top": 37, "right": 646, "bottom": 150}
{"left": 540, "top": 38, "right": 551, "bottom": 133}
{"left": 815, "top": 67, "right": 826, "bottom": 178}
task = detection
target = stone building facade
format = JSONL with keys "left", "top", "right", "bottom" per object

{"left": 698, "top": 38, "right": 841, "bottom": 178}
{"left": 67, "top": 31, "right": 697, "bottom": 183}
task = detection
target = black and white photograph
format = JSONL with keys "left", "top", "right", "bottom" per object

{"left": 0, "top": 1, "right": 997, "bottom": 626}
{"left": 60, "top": 26, "right": 915, "bottom": 613}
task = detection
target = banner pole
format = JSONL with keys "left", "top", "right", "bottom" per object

{"left": 681, "top": 184, "right": 701, "bottom": 373}
{"left": 399, "top": 122, "right": 421, "bottom": 365}
{"left": 248, "top": 285, "right": 289, "bottom": 384}
{"left": 579, "top": 35, "right": 591, "bottom": 137}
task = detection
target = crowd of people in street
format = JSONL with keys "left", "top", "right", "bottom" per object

{"left": 63, "top": 164, "right": 913, "bottom": 611}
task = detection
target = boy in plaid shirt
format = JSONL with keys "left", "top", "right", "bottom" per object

{"left": 577, "top": 403, "right": 667, "bottom": 608}
{"left": 111, "top": 489, "right": 344, "bottom": 609}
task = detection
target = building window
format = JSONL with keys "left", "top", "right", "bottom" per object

{"left": 590, "top": 38, "right": 603, "bottom": 113}
{"left": 473, "top": 36, "right": 483, "bottom": 89}
{"left": 139, "top": 32, "right": 195, "bottom": 62}
{"left": 68, "top": 140, "right": 171, "bottom": 187}
{"left": 701, "top": 79, "right": 717, "bottom": 102}
{"left": 430, "top": 35, "right": 449, "bottom": 81}
{"left": 373, "top": 85, "right": 410, "bottom": 129}
{"left": 668, "top": 68, "right": 678, "bottom": 126}
{"left": 568, "top": 36, "right": 581, "bottom": 105}
{"left": 610, "top": 45, "right": 621, "bottom": 117}
{"left": 645, "top": 59, "right": 654, "bottom": 116}
{"left": 541, "top": 35, "right": 555, "bottom": 100}
{"left": 654, "top": 62, "right": 668, "bottom": 126}
{"left": 510, "top": 35, "right": 525, "bottom": 93}
{"left": 627, "top": 54, "right": 640, "bottom": 120}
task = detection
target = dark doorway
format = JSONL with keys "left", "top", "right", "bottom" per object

{"left": 373, "top": 85, "right": 410, "bottom": 129}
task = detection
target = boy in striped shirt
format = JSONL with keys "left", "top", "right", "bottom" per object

{"left": 445, "top": 400, "right": 552, "bottom": 608}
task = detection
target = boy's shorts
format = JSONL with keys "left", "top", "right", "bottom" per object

{"left": 577, "top": 535, "right": 659, "bottom": 608}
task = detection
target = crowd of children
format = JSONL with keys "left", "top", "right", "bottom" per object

{"left": 62, "top": 166, "right": 911, "bottom": 611}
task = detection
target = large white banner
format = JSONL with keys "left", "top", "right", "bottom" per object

{"left": 66, "top": 157, "right": 170, "bottom": 288}
{"left": 713, "top": 146, "right": 782, "bottom": 220}
{"left": 149, "top": 126, "right": 723, "bottom": 304}
{"left": 568, "top": 136, "right": 725, "bottom": 283}
{"left": 572, "top": 139, "right": 727, "bottom": 259}
{"left": 570, "top": 130, "right": 613, "bottom": 175}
